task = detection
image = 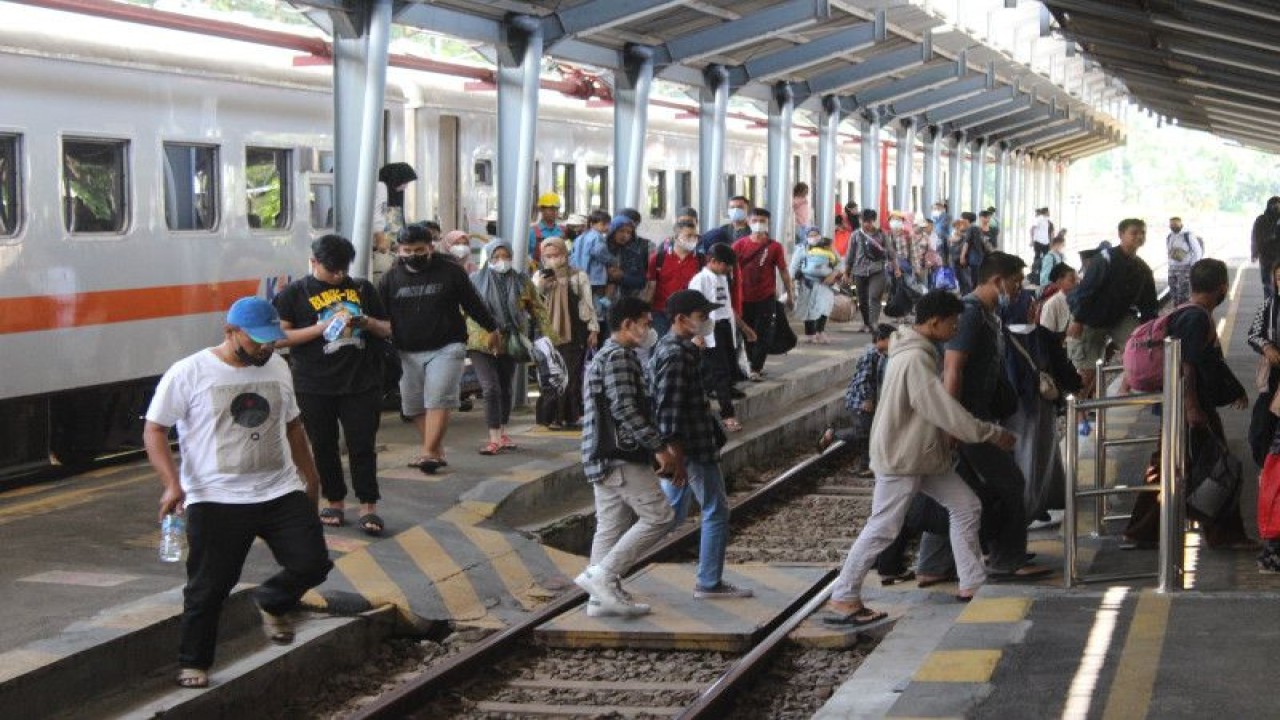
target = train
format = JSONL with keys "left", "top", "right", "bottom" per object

{"left": 0, "top": 14, "right": 906, "bottom": 476}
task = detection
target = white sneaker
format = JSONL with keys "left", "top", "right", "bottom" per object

{"left": 586, "top": 598, "right": 652, "bottom": 617}
{"left": 575, "top": 566, "right": 649, "bottom": 617}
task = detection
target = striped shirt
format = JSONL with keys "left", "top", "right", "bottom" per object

{"left": 581, "top": 339, "right": 663, "bottom": 483}
{"left": 649, "top": 333, "right": 726, "bottom": 463}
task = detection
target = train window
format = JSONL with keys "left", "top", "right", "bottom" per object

{"left": 62, "top": 138, "right": 129, "bottom": 234}
{"left": 847, "top": 182, "right": 856, "bottom": 206}
{"left": 675, "top": 171, "right": 692, "bottom": 211}
{"left": 245, "top": 147, "right": 290, "bottom": 230}
{"left": 553, "top": 163, "right": 575, "bottom": 217}
{"left": 809, "top": 156, "right": 818, "bottom": 188}
{"left": 474, "top": 158, "right": 493, "bottom": 186}
{"left": 586, "top": 165, "right": 609, "bottom": 213}
{"left": 309, "top": 176, "right": 335, "bottom": 230}
{"left": 647, "top": 170, "right": 667, "bottom": 220}
{"left": 163, "top": 143, "right": 218, "bottom": 232}
{"left": 0, "top": 134, "right": 19, "bottom": 238}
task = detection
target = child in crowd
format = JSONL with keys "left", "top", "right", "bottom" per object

{"left": 688, "top": 243, "right": 756, "bottom": 433}
{"left": 1039, "top": 235, "right": 1067, "bottom": 287}
{"left": 818, "top": 324, "right": 894, "bottom": 476}
{"left": 792, "top": 227, "right": 842, "bottom": 343}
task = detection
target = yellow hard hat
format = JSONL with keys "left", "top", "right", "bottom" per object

{"left": 537, "top": 192, "right": 561, "bottom": 208}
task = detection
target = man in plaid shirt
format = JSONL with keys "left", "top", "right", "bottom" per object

{"left": 576, "top": 297, "right": 680, "bottom": 617}
{"left": 649, "top": 290, "right": 754, "bottom": 599}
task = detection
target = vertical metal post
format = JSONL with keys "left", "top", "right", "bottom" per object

{"left": 859, "top": 110, "right": 881, "bottom": 213}
{"left": 333, "top": 0, "right": 392, "bottom": 276}
{"left": 969, "top": 138, "right": 985, "bottom": 213}
{"left": 921, "top": 125, "right": 941, "bottom": 213}
{"left": 496, "top": 15, "right": 543, "bottom": 271}
{"left": 894, "top": 118, "right": 916, "bottom": 214}
{"left": 816, "top": 95, "right": 841, "bottom": 239}
{"left": 1093, "top": 357, "right": 1106, "bottom": 536}
{"left": 613, "top": 44, "right": 655, "bottom": 213}
{"left": 947, "top": 131, "right": 964, "bottom": 215}
{"left": 767, "top": 82, "right": 795, "bottom": 247}
{"left": 1064, "top": 393, "right": 1080, "bottom": 588}
{"left": 698, "top": 65, "right": 730, "bottom": 234}
{"left": 1158, "top": 338, "right": 1184, "bottom": 593}
{"left": 994, "top": 144, "right": 1008, "bottom": 246}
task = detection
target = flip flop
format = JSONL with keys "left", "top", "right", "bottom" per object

{"left": 359, "top": 513, "right": 384, "bottom": 537}
{"left": 318, "top": 507, "right": 344, "bottom": 527}
{"left": 880, "top": 570, "right": 916, "bottom": 586}
{"left": 823, "top": 606, "right": 888, "bottom": 627}
{"left": 176, "top": 668, "right": 208, "bottom": 688}
{"left": 259, "top": 609, "right": 295, "bottom": 645}
{"left": 988, "top": 565, "right": 1053, "bottom": 582}
{"left": 917, "top": 574, "right": 958, "bottom": 588}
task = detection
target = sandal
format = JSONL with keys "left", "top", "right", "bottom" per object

{"left": 479, "top": 442, "right": 502, "bottom": 456}
{"left": 823, "top": 605, "right": 888, "bottom": 627}
{"left": 359, "top": 513, "right": 385, "bottom": 537}
{"left": 318, "top": 507, "right": 344, "bottom": 527}
{"left": 987, "top": 565, "right": 1054, "bottom": 582}
{"left": 817, "top": 428, "right": 835, "bottom": 454}
{"left": 259, "top": 609, "right": 295, "bottom": 645}
{"left": 176, "top": 668, "right": 209, "bottom": 688}
{"left": 499, "top": 434, "right": 519, "bottom": 450}
{"left": 723, "top": 418, "right": 743, "bottom": 433}
{"left": 880, "top": 570, "right": 916, "bottom": 586}
{"left": 917, "top": 573, "right": 958, "bottom": 588}
{"left": 411, "top": 457, "right": 442, "bottom": 475}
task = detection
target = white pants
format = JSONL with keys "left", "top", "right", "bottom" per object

{"left": 589, "top": 462, "right": 675, "bottom": 578}
{"left": 831, "top": 471, "right": 986, "bottom": 602}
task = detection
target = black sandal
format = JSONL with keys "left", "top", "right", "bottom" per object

{"left": 319, "top": 507, "right": 344, "bottom": 527}
{"left": 359, "top": 514, "right": 384, "bottom": 537}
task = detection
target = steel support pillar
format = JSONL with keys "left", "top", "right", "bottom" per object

{"left": 333, "top": 0, "right": 392, "bottom": 276}
{"left": 767, "top": 82, "right": 795, "bottom": 247}
{"left": 994, "top": 144, "right": 1009, "bottom": 243}
{"left": 859, "top": 110, "right": 882, "bottom": 214}
{"left": 969, "top": 138, "right": 985, "bottom": 214}
{"left": 497, "top": 15, "right": 543, "bottom": 271}
{"left": 698, "top": 65, "right": 730, "bottom": 233}
{"left": 815, "top": 95, "right": 842, "bottom": 238}
{"left": 894, "top": 118, "right": 916, "bottom": 214}
{"left": 613, "top": 45, "right": 655, "bottom": 213}
{"left": 947, "top": 132, "right": 964, "bottom": 215}
{"left": 921, "top": 125, "right": 941, "bottom": 213}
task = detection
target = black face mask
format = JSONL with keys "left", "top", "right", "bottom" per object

{"left": 400, "top": 254, "right": 431, "bottom": 272}
{"left": 234, "top": 340, "right": 273, "bottom": 367}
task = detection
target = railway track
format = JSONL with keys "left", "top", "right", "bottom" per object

{"left": 347, "top": 441, "right": 882, "bottom": 720}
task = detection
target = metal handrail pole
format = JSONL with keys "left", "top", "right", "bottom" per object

{"left": 1157, "top": 338, "right": 1183, "bottom": 593}
{"left": 1173, "top": 363, "right": 1188, "bottom": 584}
{"left": 1063, "top": 393, "right": 1079, "bottom": 588}
{"left": 1093, "top": 358, "right": 1107, "bottom": 536}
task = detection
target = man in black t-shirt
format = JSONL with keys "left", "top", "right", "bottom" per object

{"left": 275, "top": 235, "right": 393, "bottom": 536}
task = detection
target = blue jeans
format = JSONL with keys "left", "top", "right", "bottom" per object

{"left": 660, "top": 459, "right": 730, "bottom": 590}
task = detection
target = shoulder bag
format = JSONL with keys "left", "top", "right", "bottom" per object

{"left": 1006, "top": 332, "right": 1060, "bottom": 401}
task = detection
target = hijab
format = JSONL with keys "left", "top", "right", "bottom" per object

{"left": 540, "top": 237, "right": 575, "bottom": 343}
{"left": 470, "top": 238, "right": 525, "bottom": 332}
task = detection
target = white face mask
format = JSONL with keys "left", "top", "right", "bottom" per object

{"left": 889, "top": 219, "right": 904, "bottom": 231}
{"left": 449, "top": 244, "right": 471, "bottom": 259}
{"left": 640, "top": 327, "right": 659, "bottom": 349}
{"left": 544, "top": 256, "right": 567, "bottom": 270}
{"left": 677, "top": 237, "right": 699, "bottom": 253}
{"left": 697, "top": 318, "right": 714, "bottom": 336}
{"left": 491, "top": 259, "right": 512, "bottom": 273}
{"left": 728, "top": 207, "right": 747, "bottom": 224}
{"left": 749, "top": 222, "right": 768, "bottom": 235}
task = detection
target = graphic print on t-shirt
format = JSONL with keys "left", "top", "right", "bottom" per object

{"left": 308, "top": 285, "right": 366, "bottom": 353}
{"left": 212, "top": 382, "right": 286, "bottom": 475}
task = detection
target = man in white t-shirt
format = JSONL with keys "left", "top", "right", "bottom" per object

{"left": 143, "top": 297, "right": 332, "bottom": 689}
{"left": 1166, "top": 216, "right": 1205, "bottom": 305}
{"left": 1038, "top": 263, "right": 1078, "bottom": 336}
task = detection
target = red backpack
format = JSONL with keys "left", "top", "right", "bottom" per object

{"left": 1121, "top": 304, "right": 1210, "bottom": 393}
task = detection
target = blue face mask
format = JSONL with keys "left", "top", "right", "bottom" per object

{"left": 728, "top": 207, "right": 747, "bottom": 224}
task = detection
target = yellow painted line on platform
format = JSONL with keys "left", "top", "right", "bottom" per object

{"left": 437, "top": 504, "right": 491, "bottom": 527}
{"left": 0, "top": 475, "right": 149, "bottom": 524}
{"left": 458, "top": 500, "right": 499, "bottom": 519}
{"left": 957, "top": 597, "right": 1031, "bottom": 624}
{"left": 913, "top": 649, "right": 1002, "bottom": 683}
{"left": 454, "top": 523, "right": 541, "bottom": 611}
{"left": 1217, "top": 263, "right": 1247, "bottom": 349}
{"left": 0, "top": 648, "right": 64, "bottom": 684}
{"left": 332, "top": 548, "right": 412, "bottom": 618}
{"left": 396, "top": 526, "right": 491, "bottom": 622}
{"left": 1100, "top": 590, "right": 1170, "bottom": 720}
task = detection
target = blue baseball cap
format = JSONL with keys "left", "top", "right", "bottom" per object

{"left": 226, "top": 297, "right": 286, "bottom": 343}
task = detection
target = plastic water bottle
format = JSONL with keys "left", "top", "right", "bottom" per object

{"left": 159, "top": 513, "right": 186, "bottom": 563}
{"left": 322, "top": 314, "right": 348, "bottom": 342}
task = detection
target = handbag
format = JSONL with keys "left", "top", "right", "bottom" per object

{"left": 1260, "top": 453, "right": 1280, "bottom": 541}
{"left": 767, "top": 301, "right": 797, "bottom": 355}
{"left": 1187, "top": 435, "right": 1242, "bottom": 520}
{"left": 504, "top": 329, "right": 534, "bottom": 362}
{"left": 1007, "top": 332, "right": 1060, "bottom": 401}
{"left": 587, "top": 380, "right": 652, "bottom": 465}
{"left": 883, "top": 276, "right": 922, "bottom": 318}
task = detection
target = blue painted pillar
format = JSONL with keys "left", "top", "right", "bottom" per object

{"left": 767, "top": 82, "right": 795, "bottom": 247}
{"left": 921, "top": 125, "right": 941, "bottom": 213}
{"left": 815, "top": 95, "right": 842, "bottom": 238}
{"left": 894, "top": 118, "right": 916, "bottom": 214}
{"left": 613, "top": 45, "right": 655, "bottom": 213}
{"left": 858, "top": 110, "right": 881, "bottom": 213}
{"left": 698, "top": 65, "right": 730, "bottom": 233}
{"left": 947, "top": 131, "right": 965, "bottom": 216}
{"left": 496, "top": 15, "right": 543, "bottom": 270}
{"left": 969, "top": 138, "right": 985, "bottom": 214}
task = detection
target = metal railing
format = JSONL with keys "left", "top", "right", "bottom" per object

{"left": 1062, "top": 338, "right": 1187, "bottom": 593}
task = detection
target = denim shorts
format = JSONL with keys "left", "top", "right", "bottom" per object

{"left": 399, "top": 343, "right": 466, "bottom": 415}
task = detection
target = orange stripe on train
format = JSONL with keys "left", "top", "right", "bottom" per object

{"left": 0, "top": 279, "right": 262, "bottom": 334}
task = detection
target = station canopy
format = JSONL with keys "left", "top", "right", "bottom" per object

{"left": 1042, "top": 0, "right": 1280, "bottom": 155}
{"left": 293, "top": 0, "right": 1127, "bottom": 159}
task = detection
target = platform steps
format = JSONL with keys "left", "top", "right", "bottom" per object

{"left": 1, "top": 586, "right": 396, "bottom": 720}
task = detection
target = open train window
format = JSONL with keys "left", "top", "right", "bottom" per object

{"left": 586, "top": 165, "right": 609, "bottom": 213}
{"left": 648, "top": 169, "right": 667, "bottom": 220}
{"left": 163, "top": 143, "right": 218, "bottom": 231}
{"left": 62, "top": 138, "right": 129, "bottom": 234}
{"left": 675, "top": 171, "right": 692, "bottom": 213}
{"left": 245, "top": 146, "right": 290, "bottom": 230}
{"left": 0, "top": 134, "right": 20, "bottom": 238}
{"left": 474, "top": 158, "right": 493, "bottom": 186}
{"left": 553, "top": 162, "right": 575, "bottom": 217}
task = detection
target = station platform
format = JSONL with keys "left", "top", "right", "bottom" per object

{"left": 818, "top": 257, "right": 1280, "bottom": 719}
{"left": 0, "top": 317, "right": 863, "bottom": 716}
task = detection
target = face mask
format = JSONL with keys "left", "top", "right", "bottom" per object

{"left": 234, "top": 339, "right": 273, "bottom": 367}
{"left": 749, "top": 222, "right": 768, "bottom": 234}
{"left": 640, "top": 327, "right": 659, "bottom": 349}
{"left": 889, "top": 220, "right": 904, "bottom": 231}
{"left": 544, "top": 257, "right": 567, "bottom": 270}
{"left": 998, "top": 292, "right": 1011, "bottom": 310}
{"left": 677, "top": 238, "right": 699, "bottom": 253}
{"left": 696, "top": 318, "right": 714, "bottom": 336}
{"left": 449, "top": 244, "right": 471, "bottom": 259}
{"left": 728, "top": 207, "right": 747, "bottom": 224}
{"left": 400, "top": 254, "right": 431, "bottom": 271}
{"left": 491, "top": 259, "right": 512, "bottom": 273}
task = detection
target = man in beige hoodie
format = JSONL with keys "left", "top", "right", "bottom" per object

{"left": 827, "top": 291, "right": 1016, "bottom": 624}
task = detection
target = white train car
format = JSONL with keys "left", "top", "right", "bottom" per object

{"left": 0, "top": 18, "right": 888, "bottom": 476}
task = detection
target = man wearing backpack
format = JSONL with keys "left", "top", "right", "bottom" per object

{"left": 1166, "top": 217, "right": 1204, "bottom": 306}
{"left": 1067, "top": 218, "right": 1160, "bottom": 432}
{"left": 648, "top": 220, "right": 703, "bottom": 338}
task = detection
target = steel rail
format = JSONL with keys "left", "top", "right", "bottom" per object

{"left": 351, "top": 441, "right": 849, "bottom": 719}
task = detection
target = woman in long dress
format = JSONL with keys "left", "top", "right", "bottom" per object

{"left": 790, "top": 227, "right": 841, "bottom": 343}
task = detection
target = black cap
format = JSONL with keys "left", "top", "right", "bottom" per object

{"left": 665, "top": 289, "right": 722, "bottom": 319}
